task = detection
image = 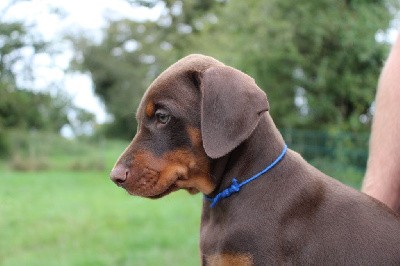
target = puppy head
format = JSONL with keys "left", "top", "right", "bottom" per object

{"left": 110, "top": 54, "right": 269, "bottom": 198}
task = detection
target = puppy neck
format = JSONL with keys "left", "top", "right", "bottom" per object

{"left": 208, "top": 113, "right": 285, "bottom": 196}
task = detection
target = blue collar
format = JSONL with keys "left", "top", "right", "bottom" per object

{"left": 204, "top": 144, "right": 288, "bottom": 208}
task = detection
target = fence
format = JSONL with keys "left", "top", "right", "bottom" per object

{"left": 281, "top": 128, "right": 370, "bottom": 188}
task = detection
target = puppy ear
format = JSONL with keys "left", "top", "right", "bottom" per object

{"left": 199, "top": 66, "right": 269, "bottom": 159}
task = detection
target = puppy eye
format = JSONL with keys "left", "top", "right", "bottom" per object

{"left": 155, "top": 109, "right": 171, "bottom": 125}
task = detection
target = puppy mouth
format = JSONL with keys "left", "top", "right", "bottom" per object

{"left": 119, "top": 164, "right": 189, "bottom": 198}
{"left": 123, "top": 176, "right": 183, "bottom": 199}
{"left": 147, "top": 183, "right": 179, "bottom": 199}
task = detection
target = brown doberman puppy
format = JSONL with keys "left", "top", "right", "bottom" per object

{"left": 110, "top": 54, "right": 400, "bottom": 265}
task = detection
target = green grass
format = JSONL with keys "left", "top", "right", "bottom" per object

{"left": 0, "top": 138, "right": 202, "bottom": 266}
{"left": 0, "top": 133, "right": 365, "bottom": 265}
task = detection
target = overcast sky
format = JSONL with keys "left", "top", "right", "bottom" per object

{"left": 2, "top": 0, "right": 164, "bottom": 124}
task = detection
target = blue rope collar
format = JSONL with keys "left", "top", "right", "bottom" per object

{"left": 204, "top": 144, "right": 288, "bottom": 208}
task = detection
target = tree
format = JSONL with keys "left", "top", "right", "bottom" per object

{"left": 71, "top": 0, "right": 222, "bottom": 138}
{"left": 0, "top": 2, "right": 96, "bottom": 157}
{"left": 0, "top": 89, "right": 71, "bottom": 130}
{"left": 73, "top": 0, "right": 398, "bottom": 139}
{"left": 71, "top": 20, "right": 166, "bottom": 139}
{"left": 0, "top": 8, "right": 45, "bottom": 156}
{"left": 0, "top": 1, "right": 67, "bottom": 133}
{"left": 188, "top": 0, "right": 398, "bottom": 131}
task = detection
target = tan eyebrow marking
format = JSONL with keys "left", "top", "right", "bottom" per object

{"left": 145, "top": 101, "right": 155, "bottom": 118}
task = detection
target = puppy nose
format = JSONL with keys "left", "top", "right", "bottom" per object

{"left": 110, "top": 164, "right": 129, "bottom": 185}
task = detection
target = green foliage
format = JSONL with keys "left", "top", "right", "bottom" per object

{"left": 0, "top": 89, "right": 70, "bottom": 132}
{"left": 0, "top": 126, "right": 10, "bottom": 157}
{"left": 72, "top": 0, "right": 398, "bottom": 138}
{"left": 4, "top": 130, "right": 108, "bottom": 171}
{"left": 71, "top": 20, "right": 160, "bottom": 139}
{"left": 0, "top": 21, "right": 45, "bottom": 87}
{"left": 281, "top": 128, "right": 369, "bottom": 170}
{"left": 0, "top": 6, "right": 96, "bottom": 138}
{"left": 309, "top": 158, "right": 364, "bottom": 189}
{"left": 71, "top": 0, "right": 223, "bottom": 139}
{"left": 189, "top": 0, "right": 395, "bottom": 131}
{"left": 0, "top": 18, "right": 47, "bottom": 94}
{"left": 281, "top": 128, "right": 367, "bottom": 189}
{"left": 281, "top": 0, "right": 391, "bottom": 131}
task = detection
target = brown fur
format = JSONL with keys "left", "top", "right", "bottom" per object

{"left": 110, "top": 54, "right": 400, "bottom": 265}
{"left": 114, "top": 147, "right": 213, "bottom": 197}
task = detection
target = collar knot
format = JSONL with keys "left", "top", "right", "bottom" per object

{"left": 204, "top": 144, "right": 288, "bottom": 208}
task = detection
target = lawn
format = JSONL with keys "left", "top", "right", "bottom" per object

{"left": 0, "top": 139, "right": 202, "bottom": 266}
{"left": 0, "top": 136, "right": 364, "bottom": 266}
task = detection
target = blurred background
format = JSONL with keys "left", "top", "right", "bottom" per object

{"left": 1, "top": 0, "right": 399, "bottom": 265}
